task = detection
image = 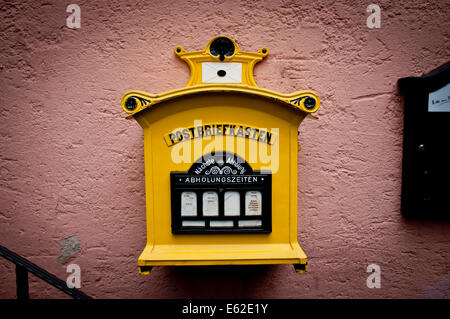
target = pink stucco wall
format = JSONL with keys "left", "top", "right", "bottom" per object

{"left": 1, "top": 0, "right": 449, "bottom": 299}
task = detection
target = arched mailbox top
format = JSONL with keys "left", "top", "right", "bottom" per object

{"left": 121, "top": 36, "right": 320, "bottom": 119}
{"left": 121, "top": 84, "right": 320, "bottom": 118}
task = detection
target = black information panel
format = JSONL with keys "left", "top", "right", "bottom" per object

{"left": 398, "top": 61, "right": 450, "bottom": 218}
{"left": 170, "top": 152, "right": 272, "bottom": 233}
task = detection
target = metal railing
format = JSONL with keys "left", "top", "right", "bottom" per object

{"left": 0, "top": 245, "right": 91, "bottom": 299}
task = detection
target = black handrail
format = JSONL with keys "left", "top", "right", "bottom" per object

{"left": 0, "top": 245, "right": 91, "bottom": 299}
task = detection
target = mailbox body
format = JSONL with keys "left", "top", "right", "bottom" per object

{"left": 121, "top": 36, "right": 320, "bottom": 274}
{"left": 134, "top": 93, "right": 307, "bottom": 273}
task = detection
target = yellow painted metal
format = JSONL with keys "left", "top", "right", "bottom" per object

{"left": 175, "top": 35, "right": 267, "bottom": 87}
{"left": 121, "top": 36, "right": 320, "bottom": 274}
{"left": 121, "top": 85, "right": 320, "bottom": 118}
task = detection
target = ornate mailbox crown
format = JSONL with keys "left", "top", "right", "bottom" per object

{"left": 121, "top": 36, "right": 320, "bottom": 275}
{"left": 122, "top": 35, "right": 320, "bottom": 117}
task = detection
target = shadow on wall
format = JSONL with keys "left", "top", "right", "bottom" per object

{"left": 151, "top": 264, "right": 279, "bottom": 298}
{"left": 422, "top": 274, "right": 450, "bottom": 299}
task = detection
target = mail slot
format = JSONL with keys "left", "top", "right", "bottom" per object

{"left": 121, "top": 36, "right": 320, "bottom": 274}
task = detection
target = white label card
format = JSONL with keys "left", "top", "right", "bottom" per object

{"left": 224, "top": 191, "right": 240, "bottom": 216}
{"left": 181, "top": 192, "right": 197, "bottom": 216}
{"left": 428, "top": 83, "right": 450, "bottom": 112}
{"left": 238, "top": 220, "right": 262, "bottom": 227}
{"left": 182, "top": 220, "right": 205, "bottom": 227}
{"left": 210, "top": 220, "right": 234, "bottom": 227}
{"left": 203, "top": 191, "right": 219, "bottom": 216}
{"left": 245, "top": 191, "right": 262, "bottom": 216}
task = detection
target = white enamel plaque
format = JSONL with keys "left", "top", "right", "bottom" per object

{"left": 181, "top": 192, "right": 197, "bottom": 216}
{"left": 203, "top": 191, "right": 219, "bottom": 216}
{"left": 224, "top": 191, "right": 240, "bottom": 216}
{"left": 202, "top": 62, "right": 242, "bottom": 83}
{"left": 182, "top": 220, "right": 205, "bottom": 227}
{"left": 245, "top": 191, "right": 262, "bottom": 216}
{"left": 238, "top": 220, "right": 262, "bottom": 227}
{"left": 428, "top": 83, "right": 450, "bottom": 112}
{"left": 210, "top": 220, "right": 234, "bottom": 228}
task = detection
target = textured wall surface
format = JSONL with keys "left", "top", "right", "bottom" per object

{"left": 1, "top": 0, "right": 449, "bottom": 299}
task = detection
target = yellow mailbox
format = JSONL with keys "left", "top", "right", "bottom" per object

{"left": 121, "top": 36, "right": 320, "bottom": 274}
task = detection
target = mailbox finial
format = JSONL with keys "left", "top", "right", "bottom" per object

{"left": 175, "top": 35, "right": 268, "bottom": 87}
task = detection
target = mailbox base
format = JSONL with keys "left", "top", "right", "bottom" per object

{"left": 138, "top": 266, "right": 153, "bottom": 275}
{"left": 294, "top": 263, "right": 307, "bottom": 274}
{"left": 137, "top": 243, "right": 307, "bottom": 275}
